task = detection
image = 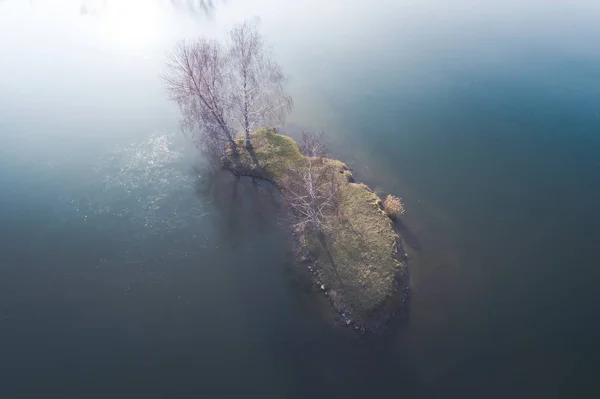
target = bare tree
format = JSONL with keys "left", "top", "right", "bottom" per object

{"left": 163, "top": 19, "right": 291, "bottom": 163}
{"left": 163, "top": 39, "right": 240, "bottom": 163}
{"left": 229, "top": 19, "right": 292, "bottom": 147}
{"left": 282, "top": 137, "right": 338, "bottom": 234}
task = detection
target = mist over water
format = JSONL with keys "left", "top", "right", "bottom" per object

{"left": 1, "top": 1, "right": 600, "bottom": 397}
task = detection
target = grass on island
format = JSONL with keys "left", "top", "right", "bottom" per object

{"left": 235, "top": 128, "right": 306, "bottom": 179}
{"left": 234, "top": 128, "right": 403, "bottom": 320}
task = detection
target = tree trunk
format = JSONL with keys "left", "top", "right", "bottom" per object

{"left": 228, "top": 138, "right": 240, "bottom": 162}
{"left": 221, "top": 127, "right": 240, "bottom": 165}
{"left": 244, "top": 78, "right": 251, "bottom": 149}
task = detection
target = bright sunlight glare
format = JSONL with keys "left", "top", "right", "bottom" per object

{"left": 101, "top": 0, "right": 160, "bottom": 46}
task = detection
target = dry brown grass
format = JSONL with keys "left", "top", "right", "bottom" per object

{"left": 383, "top": 194, "right": 405, "bottom": 219}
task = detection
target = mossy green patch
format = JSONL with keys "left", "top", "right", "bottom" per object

{"left": 236, "top": 127, "right": 306, "bottom": 180}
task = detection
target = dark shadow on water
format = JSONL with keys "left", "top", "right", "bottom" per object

{"left": 192, "top": 163, "right": 214, "bottom": 196}
{"left": 394, "top": 218, "right": 422, "bottom": 251}
{"left": 194, "top": 164, "right": 283, "bottom": 248}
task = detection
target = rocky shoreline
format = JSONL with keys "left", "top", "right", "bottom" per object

{"left": 292, "top": 218, "right": 410, "bottom": 334}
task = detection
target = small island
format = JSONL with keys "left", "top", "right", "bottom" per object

{"left": 163, "top": 21, "right": 409, "bottom": 333}
{"left": 227, "top": 128, "right": 409, "bottom": 333}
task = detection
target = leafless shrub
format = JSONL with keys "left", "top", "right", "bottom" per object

{"left": 383, "top": 194, "right": 405, "bottom": 219}
{"left": 300, "top": 131, "right": 328, "bottom": 158}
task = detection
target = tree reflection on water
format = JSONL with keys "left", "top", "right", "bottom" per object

{"left": 17, "top": 0, "right": 223, "bottom": 18}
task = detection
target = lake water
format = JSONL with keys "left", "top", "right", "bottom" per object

{"left": 1, "top": 1, "right": 600, "bottom": 397}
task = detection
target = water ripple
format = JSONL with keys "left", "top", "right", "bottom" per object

{"left": 55, "top": 132, "right": 212, "bottom": 255}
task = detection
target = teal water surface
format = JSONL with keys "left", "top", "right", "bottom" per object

{"left": 1, "top": 1, "right": 600, "bottom": 398}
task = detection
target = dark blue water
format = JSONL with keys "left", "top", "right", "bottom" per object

{"left": 1, "top": 1, "right": 600, "bottom": 397}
